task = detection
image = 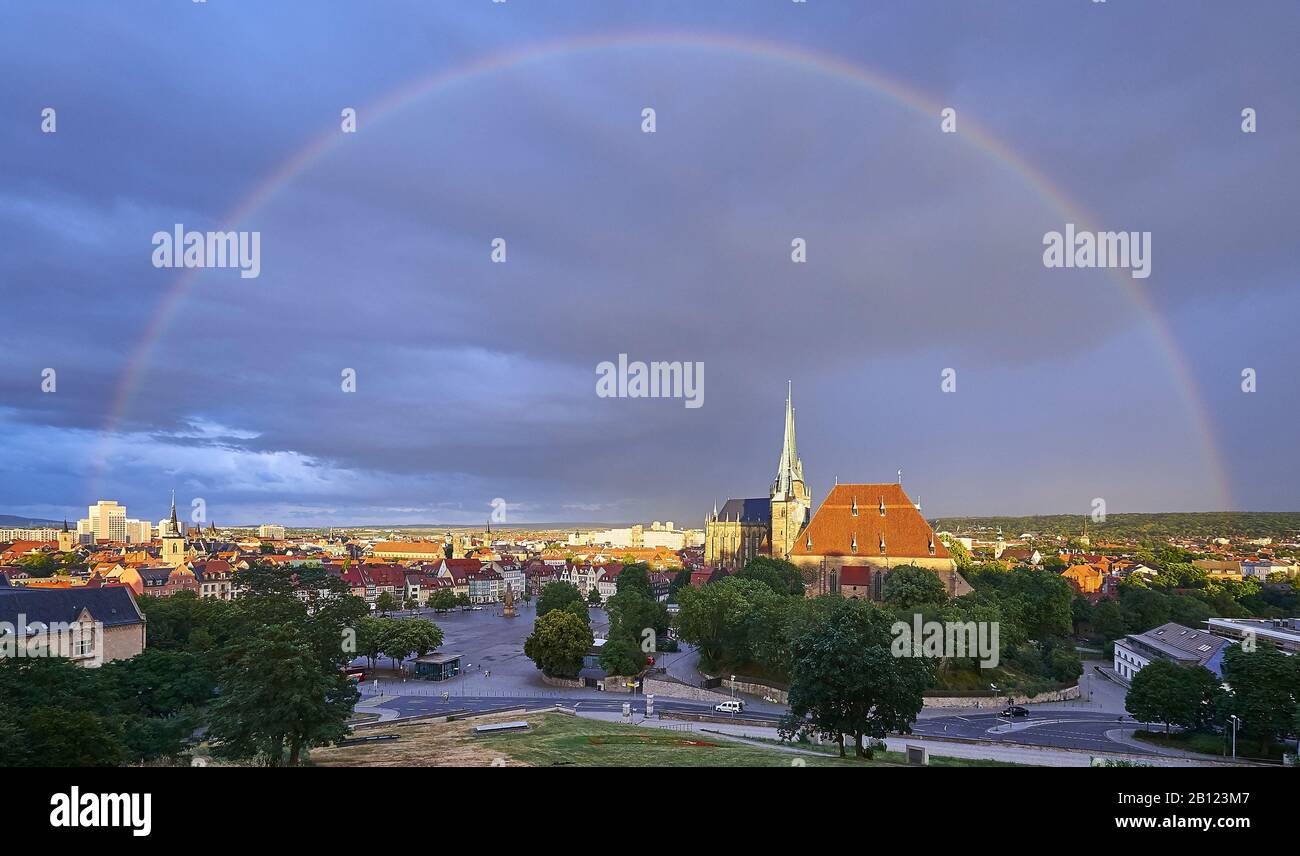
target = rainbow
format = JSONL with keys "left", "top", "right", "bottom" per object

{"left": 93, "top": 31, "right": 1233, "bottom": 509}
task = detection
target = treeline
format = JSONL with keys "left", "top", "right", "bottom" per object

{"left": 0, "top": 562, "right": 443, "bottom": 767}
{"left": 522, "top": 563, "right": 672, "bottom": 679}
{"left": 1073, "top": 558, "right": 1299, "bottom": 646}
{"left": 936, "top": 512, "right": 1300, "bottom": 541}
{"left": 1126, "top": 647, "right": 1299, "bottom": 757}
{"left": 675, "top": 558, "right": 1083, "bottom": 696}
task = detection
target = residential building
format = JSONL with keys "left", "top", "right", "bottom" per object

{"left": 1204, "top": 617, "right": 1300, "bottom": 655}
{"left": 1112, "top": 622, "right": 1234, "bottom": 682}
{"left": 0, "top": 575, "right": 146, "bottom": 665}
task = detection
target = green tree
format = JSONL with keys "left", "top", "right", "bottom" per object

{"left": 428, "top": 588, "right": 457, "bottom": 613}
{"left": 1221, "top": 645, "right": 1298, "bottom": 753}
{"left": 1125, "top": 661, "right": 1221, "bottom": 733}
{"left": 536, "top": 581, "right": 583, "bottom": 617}
{"left": 780, "top": 597, "right": 932, "bottom": 758}
{"left": 881, "top": 565, "right": 947, "bottom": 609}
{"left": 736, "top": 556, "right": 805, "bottom": 596}
{"left": 598, "top": 637, "right": 644, "bottom": 676}
{"left": 523, "top": 609, "right": 593, "bottom": 678}
{"left": 606, "top": 589, "right": 669, "bottom": 649}
{"left": 207, "top": 624, "right": 358, "bottom": 766}
{"left": 615, "top": 563, "right": 653, "bottom": 598}
{"left": 587, "top": 587, "right": 603, "bottom": 605}
{"left": 375, "top": 591, "right": 399, "bottom": 615}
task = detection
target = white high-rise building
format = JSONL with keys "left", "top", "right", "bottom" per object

{"left": 78, "top": 501, "right": 127, "bottom": 543}
{"left": 125, "top": 519, "right": 154, "bottom": 544}
{"left": 258, "top": 524, "right": 286, "bottom": 539}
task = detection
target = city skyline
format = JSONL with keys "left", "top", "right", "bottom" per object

{"left": 4, "top": 2, "right": 1299, "bottom": 525}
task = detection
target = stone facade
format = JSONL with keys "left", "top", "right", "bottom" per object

{"left": 704, "top": 385, "right": 810, "bottom": 569}
{"left": 790, "top": 483, "right": 971, "bottom": 600}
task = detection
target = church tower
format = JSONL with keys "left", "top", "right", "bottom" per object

{"left": 161, "top": 491, "right": 187, "bottom": 568}
{"left": 57, "top": 519, "right": 76, "bottom": 552}
{"left": 769, "top": 383, "right": 811, "bottom": 561}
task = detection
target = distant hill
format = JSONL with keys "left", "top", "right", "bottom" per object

{"left": 931, "top": 512, "right": 1300, "bottom": 541}
{"left": 0, "top": 514, "right": 62, "bottom": 528}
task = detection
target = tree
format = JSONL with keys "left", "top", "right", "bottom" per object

{"left": 375, "top": 591, "right": 399, "bottom": 615}
{"left": 779, "top": 597, "right": 932, "bottom": 758}
{"left": 615, "top": 563, "right": 653, "bottom": 598}
{"left": 454, "top": 592, "right": 471, "bottom": 610}
{"left": 355, "top": 615, "right": 386, "bottom": 670}
{"left": 882, "top": 565, "right": 947, "bottom": 610}
{"left": 562, "top": 598, "right": 591, "bottom": 626}
{"left": 736, "top": 556, "right": 805, "bottom": 596}
{"left": 598, "top": 637, "right": 644, "bottom": 677}
{"left": 536, "top": 581, "right": 584, "bottom": 617}
{"left": 15, "top": 552, "right": 59, "bottom": 578}
{"left": 428, "top": 588, "right": 457, "bottom": 613}
{"left": 1221, "top": 645, "right": 1298, "bottom": 753}
{"left": 587, "top": 587, "right": 603, "bottom": 605}
{"left": 1125, "top": 661, "right": 1221, "bottom": 733}
{"left": 404, "top": 619, "right": 444, "bottom": 660}
{"left": 606, "top": 589, "right": 669, "bottom": 648}
{"left": 380, "top": 620, "right": 417, "bottom": 671}
{"left": 208, "top": 624, "right": 358, "bottom": 766}
{"left": 674, "top": 578, "right": 754, "bottom": 666}
{"left": 523, "top": 609, "right": 593, "bottom": 678}
{"left": 940, "top": 536, "right": 973, "bottom": 573}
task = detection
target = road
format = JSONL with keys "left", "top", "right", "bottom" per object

{"left": 356, "top": 687, "right": 785, "bottom": 724}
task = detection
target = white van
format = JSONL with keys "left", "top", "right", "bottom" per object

{"left": 713, "top": 699, "right": 744, "bottom": 714}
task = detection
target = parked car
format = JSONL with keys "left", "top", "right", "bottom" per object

{"left": 999, "top": 705, "right": 1029, "bottom": 718}
{"left": 713, "top": 699, "right": 744, "bottom": 714}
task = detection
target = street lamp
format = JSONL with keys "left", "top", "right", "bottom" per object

{"left": 1228, "top": 714, "right": 1242, "bottom": 759}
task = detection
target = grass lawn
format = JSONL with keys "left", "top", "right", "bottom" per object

{"left": 1131, "top": 729, "right": 1285, "bottom": 761}
{"left": 478, "top": 714, "right": 880, "bottom": 767}
{"left": 313, "top": 711, "right": 1021, "bottom": 767}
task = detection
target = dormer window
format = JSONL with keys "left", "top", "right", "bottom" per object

{"left": 928, "top": 536, "right": 936, "bottom": 556}
{"left": 850, "top": 534, "right": 857, "bottom": 553}
{"left": 879, "top": 536, "right": 886, "bottom": 554}
{"left": 806, "top": 534, "right": 813, "bottom": 550}
{"left": 851, "top": 496, "right": 858, "bottom": 517}
{"left": 879, "top": 497, "right": 886, "bottom": 517}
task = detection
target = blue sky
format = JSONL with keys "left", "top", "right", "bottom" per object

{"left": 1, "top": 1, "right": 1298, "bottom": 526}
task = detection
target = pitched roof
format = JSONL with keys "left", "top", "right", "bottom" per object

{"left": 790, "top": 483, "right": 948, "bottom": 560}
{"left": 0, "top": 578, "right": 144, "bottom": 628}
{"left": 717, "top": 498, "right": 770, "bottom": 524}
{"left": 1122, "top": 622, "right": 1233, "bottom": 674}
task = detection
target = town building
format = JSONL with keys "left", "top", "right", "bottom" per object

{"left": 1204, "top": 617, "right": 1300, "bottom": 655}
{"left": 0, "top": 575, "right": 146, "bottom": 665}
{"left": 790, "top": 483, "right": 969, "bottom": 599}
{"left": 1112, "top": 621, "right": 1234, "bottom": 682}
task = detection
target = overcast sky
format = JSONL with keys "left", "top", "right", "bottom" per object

{"left": 2, "top": 1, "right": 1298, "bottom": 526}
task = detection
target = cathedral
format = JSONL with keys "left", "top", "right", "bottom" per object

{"left": 704, "top": 385, "right": 970, "bottom": 600}
{"left": 704, "top": 384, "right": 811, "bottom": 569}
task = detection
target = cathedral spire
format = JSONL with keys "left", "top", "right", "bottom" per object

{"left": 771, "top": 382, "right": 803, "bottom": 499}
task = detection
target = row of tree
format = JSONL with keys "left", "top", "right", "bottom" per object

{"left": 674, "top": 558, "right": 1082, "bottom": 692}
{"left": 522, "top": 564, "right": 672, "bottom": 680}
{"left": 0, "top": 562, "right": 446, "bottom": 766}
{"left": 1126, "top": 646, "right": 1300, "bottom": 755}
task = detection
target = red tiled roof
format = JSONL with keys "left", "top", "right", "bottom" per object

{"left": 790, "top": 484, "right": 948, "bottom": 560}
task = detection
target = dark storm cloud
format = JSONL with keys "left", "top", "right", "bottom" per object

{"left": 2, "top": 1, "right": 1298, "bottom": 524}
